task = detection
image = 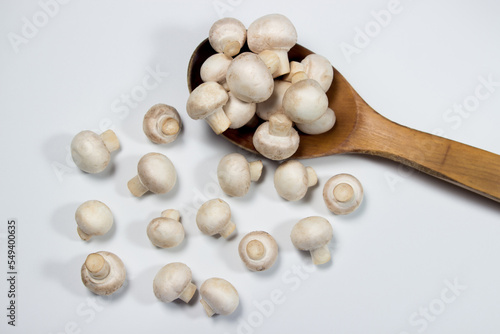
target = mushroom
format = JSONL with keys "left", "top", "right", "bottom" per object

{"left": 255, "top": 80, "right": 291, "bottom": 121}
{"left": 301, "top": 54, "right": 334, "bottom": 92}
{"left": 200, "top": 53, "right": 233, "bottom": 89}
{"left": 186, "top": 81, "right": 230, "bottom": 135}
{"left": 223, "top": 92, "right": 257, "bottom": 129}
{"left": 209, "top": 17, "right": 246, "bottom": 57}
{"left": 238, "top": 231, "right": 278, "bottom": 271}
{"left": 200, "top": 278, "right": 239, "bottom": 317}
{"left": 274, "top": 160, "right": 317, "bottom": 201}
{"left": 147, "top": 209, "right": 184, "bottom": 248}
{"left": 127, "top": 152, "right": 177, "bottom": 197}
{"left": 153, "top": 262, "right": 197, "bottom": 303}
{"left": 247, "top": 14, "right": 298, "bottom": 77}
{"left": 75, "top": 200, "right": 113, "bottom": 241}
{"left": 71, "top": 129, "right": 120, "bottom": 173}
{"left": 196, "top": 199, "right": 235, "bottom": 238}
{"left": 283, "top": 79, "right": 328, "bottom": 124}
{"left": 143, "top": 104, "right": 181, "bottom": 144}
{"left": 290, "top": 216, "right": 333, "bottom": 265}
{"left": 296, "top": 108, "right": 336, "bottom": 135}
{"left": 253, "top": 114, "right": 300, "bottom": 161}
{"left": 217, "top": 153, "right": 263, "bottom": 197}
{"left": 226, "top": 52, "right": 274, "bottom": 103}
{"left": 81, "top": 251, "right": 126, "bottom": 295}
{"left": 323, "top": 174, "right": 364, "bottom": 215}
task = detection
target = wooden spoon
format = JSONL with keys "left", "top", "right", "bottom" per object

{"left": 188, "top": 39, "right": 500, "bottom": 202}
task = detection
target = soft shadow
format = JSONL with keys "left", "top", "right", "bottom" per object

{"left": 51, "top": 202, "right": 80, "bottom": 240}
{"left": 42, "top": 254, "right": 87, "bottom": 297}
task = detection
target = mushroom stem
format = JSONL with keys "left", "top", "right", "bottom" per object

{"left": 200, "top": 299, "right": 216, "bottom": 317}
{"left": 179, "top": 282, "right": 197, "bottom": 303}
{"left": 306, "top": 167, "right": 318, "bottom": 187}
{"left": 85, "top": 253, "right": 110, "bottom": 280}
{"left": 220, "top": 221, "right": 236, "bottom": 239}
{"left": 77, "top": 227, "right": 91, "bottom": 241}
{"left": 161, "top": 118, "right": 180, "bottom": 136}
{"left": 246, "top": 239, "right": 266, "bottom": 260}
{"left": 100, "top": 129, "right": 120, "bottom": 152}
{"left": 291, "top": 71, "right": 308, "bottom": 84}
{"left": 222, "top": 40, "right": 240, "bottom": 57}
{"left": 205, "top": 107, "right": 231, "bottom": 135}
{"left": 272, "top": 49, "right": 291, "bottom": 77}
{"left": 249, "top": 161, "right": 263, "bottom": 182}
{"left": 269, "top": 114, "right": 292, "bottom": 137}
{"left": 282, "top": 61, "right": 305, "bottom": 82}
{"left": 127, "top": 175, "right": 148, "bottom": 197}
{"left": 333, "top": 183, "right": 354, "bottom": 203}
{"left": 259, "top": 50, "right": 280, "bottom": 77}
{"left": 161, "top": 209, "right": 181, "bottom": 222}
{"left": 310, "top": 245, "right": 331, "bottom": 265}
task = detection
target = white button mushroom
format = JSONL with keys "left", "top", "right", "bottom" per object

{"left": 301, "top": 54, "right": 334, "bottom": 92}
{"left": 223, "top": 92, "right": 257, "bottom": 129}
{"left": 253, "top": 114, "right": 300, "bottom": 161}
{"left": 127, "top": 152, "right": 177, "bottom": 197}
{"left": 323, "top": 174, "right": 364, "bottom": 215}
{"left": 296, "top": 108, "right": 336, "bottom": 135}
{"left": 75, "top": 200, "right": 113, "bottom": 241}
{"left": 196, "top": 199, "right": 235, "bottom": 238}
{"left": 209, "top": 17, "right": 246, "bottom": 57}
{"left": 81, "top": 251, "right": 126, "bottom": 295}
{"left": 71, "top": 129, "right": 120, "bottom": 173}
{"left": 186, "top": 81, "right": 231, "bottom": 135}
{"left": 226, "top": 52, "right": 274, "bottom": 103}
{"left": 147, "top": 209, "right": 184, "bottom": 248}
{"left": 283, "top": 79, "right": 329, "bottom": 124}
{"left": 290, "top": 216, "right": 333, "bottom": 265}
{"left": 143, "top": 104, "right": 182, "bottom": 144}
{"left": 247, "top": 14, "right": 298, "bottom": 77}
{"left": 217, "top": 153, "right": 263, "bottom": 197}
{"left": 200, "top": 53, "right": 233, "bottom": 89}
{"left": 200, "top": 278, "right": 239, "bottom": 317}
{"left": 153, "top": 262, "right": 197, "bottom": 303}
{"left": 274, "top": 160, "right": 317, "bottom": 201}
{"left": 238, "top": 231, "right": 278, "bottom": 271}
{"left": 256, "top": 80, "right": 291, "bottom": 121}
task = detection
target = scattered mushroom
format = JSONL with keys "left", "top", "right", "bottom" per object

{"left": 153, "top": 262, "right": 197, "bottom": 303}
{"left": 283, "top": 78, "right": 328, "bottom": 124}
{"left": 186, "top": 81, "right": 230, "bottom": 134}
{"left": 253, "top": 114, "right": 300, "bottom": 161}
{"left": 290, "top": 216, "right": 333, "bottom": 265}
{"left": 143, "top": 104, "right": 182, "bottom": 144}
{"left": 226, "top": 52, "right": 274, "bottom": 103}
{"left": 217, "top": 153, "right": 263, "bottom": 197}
{"left": 238, "top": 231, "right": 278, "bottom": 271}
{"left": 196, "top": 199, "right": 235, "bottom": 238}
{"left": 200, "top": 53, "right": 233, "bottom": 89}
{"left": 247, "top": 14, "right": 298, "bottom": 77}
{"left": 127, "top": 152, "right": 177, "bottom": 197}
{"left": 223, "top": 92, "right": 257, "bottom": 129}
{"left": 301, "top": 54, "right": 334, "bottom": 92}
{"left": 255, "top": 80, "right": 291, "bottom": 121}
{"left": 81, "top": 251, "right": 126, "bottom": 295}
{"left": 200, "top": 278, "right": 239, "bottom": 317}
{"left": 323, "top": 173, "right": 364, "bottom": 215}
{"left": 296, "top": 108, "right": 336, "bottom": 135}
{"left": 71, "top": 129, "right": 120, "bottom": 173}
{"left": 209, "top": 17, "right": 246, "bottom": 57}
{"left": 147, "top": 209, "right": 184, "bottom": 248}
{"left": 75, "top": 200, "right": 113, "bottom": 241}
{"left": 274, "top": 160, "right": 317, "bottom": 201}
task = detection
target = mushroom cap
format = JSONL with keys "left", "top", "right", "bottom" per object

{"left": 147, "top": 217, "right": 184, "bottom": 248}
{"left": 209, "top": 17, "right": 246, "bottom": 56}
{"left": 153, "top": 262, "right": 192, "bottom": 303}
{"left": 200, "top": 278, "right": 239, "bottom": 315}
{"left": 186, "top": 82, "right": 229, "bottom": 120}
{"left": 217, "top": 153, "right": 252, "bottom": 197}
{"left": 196, "top": 199, "right": 231, "bottom": 235}
{"left": 296, "top": 108, "right": 336, "bottom": 135}
{"left": 323, "top": 173, "right": 364, "bottom": 215}
{"left": 223, "top": 92, "right": 257, "bottom": 129}
{"left": 256, "top": 80, "right": 291, "bottom": 121}
{"left": 71, "top": 130, "right": 110, "bottom": 173}
{"left": 81, "top": 251, "right": 126, "bottom": 296}
{"left": 274, "top": 160, "right": 311, "bottom": 201}
{"left": 252, "top": 120, "right": 300, "bottom": 161}
{"left": 143, "top": 104, "right": 181, "bottom": 144}
{"left": 238, "top": 231, "right": 278, "bottom": 271}
{"left": 137, "top": 153, "right": 177, "bottom": 194}
{"left": 283, "top": 79, "right": 329, "bottom": 124}
{"left": 290, "top": 216, "right": 333, "bottom": 251}
{"left": 200, "top": 53, "right": 233, "bottom": 84}
{"left": 226, "top": 52, "right": 274, "bottom": 103}
{"left": 247, "top": 14, "right": 297, "bottom": 53}
{"left": 75, "top": 200, "right": 113, "bottom": 237}
{"left": 301, "top": 54, "right": 334, "bottom": 92}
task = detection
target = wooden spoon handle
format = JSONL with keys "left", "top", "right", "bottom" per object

{"left": 351, "top": 108, "right": 500, "bottom": 202}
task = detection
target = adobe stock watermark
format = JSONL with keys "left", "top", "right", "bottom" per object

{"left": 50, "top": 64, "right": 170, "bottom": 183}
{"left": 398, "top": 278, "right": 467, "bottom": 334}
{"left": 213, "top": 0, "right": 245, "bottom": 19}
{"left": 7, "top": 0, "right": 73, "bottom": 54}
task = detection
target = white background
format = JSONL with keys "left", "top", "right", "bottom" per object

{"left": 1, "top": 0, "right": 500, "bottom": 333}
